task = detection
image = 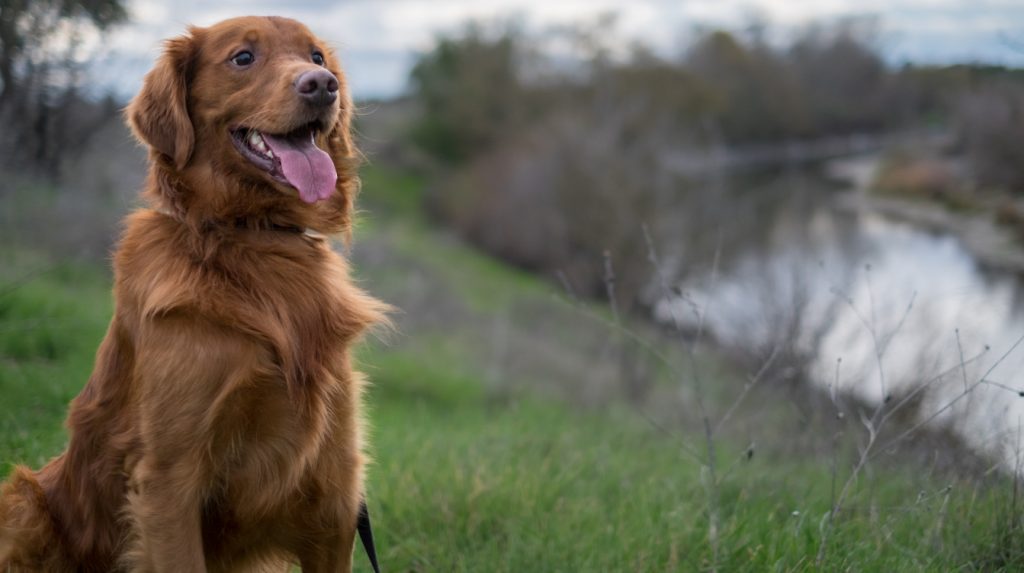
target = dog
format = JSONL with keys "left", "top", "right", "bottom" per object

{"left": 0, "top": 16, "right": 388, "bottom": 572}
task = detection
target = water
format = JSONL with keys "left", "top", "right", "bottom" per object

{"left": 651, "top": 164, "right": 1024, "bottom": 465}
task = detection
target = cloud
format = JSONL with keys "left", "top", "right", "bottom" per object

{"left": 92, "top": 0, "right": 1024, "bottom": 100}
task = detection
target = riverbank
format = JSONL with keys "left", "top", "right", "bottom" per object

{"left": 829, "top": 152, "right": 1024, "bottom": 274}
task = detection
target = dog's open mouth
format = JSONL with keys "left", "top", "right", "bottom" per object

{"left": 230, "top": 124, "right": 336, "bottom": 204}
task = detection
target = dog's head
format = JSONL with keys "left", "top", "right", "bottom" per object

{"left": 127, "top": 16, "right": 358, "bottom": 234}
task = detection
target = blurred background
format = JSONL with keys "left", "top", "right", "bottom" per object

{"left": 4, "top": 1, "right": 1024, "bottom": 570}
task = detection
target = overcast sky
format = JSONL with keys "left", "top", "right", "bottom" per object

{"left": 86, "top": 0, "right": 1024, "bottom": 100}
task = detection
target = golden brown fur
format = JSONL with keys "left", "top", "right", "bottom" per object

{"left": 0, "top": 16, "right": 387, "bottom": 572}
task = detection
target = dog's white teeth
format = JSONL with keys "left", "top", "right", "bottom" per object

{"left": 247, "top": 131, "right": 272, "bottom": 157}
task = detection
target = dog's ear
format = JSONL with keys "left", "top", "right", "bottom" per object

{"left": 127, "top": 32, "right": 198, "bottom": 170}
{"left": 323, "top": 73, "right": 361, "bottom": 238}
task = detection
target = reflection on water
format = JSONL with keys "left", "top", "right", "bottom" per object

{"left": 653, "top": 167, "right": 1024, "bottom": 465}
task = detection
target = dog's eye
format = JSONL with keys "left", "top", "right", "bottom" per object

{"left": 312, "top": 51, "right": 325, "bottom": 66}
{"left": 231, "top": 51, "right": 255, "bottom": 67}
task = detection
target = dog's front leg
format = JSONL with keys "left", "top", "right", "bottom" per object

{"left": 125, "top": 315, "right": 245, "bottom": 572}
{"left": 290, "top": 497, "right": 360, "bottom": 573}
{"left": 296, "top": 525, "right": 357, "bottom": 573}
{"left": 126, "top": 457, "right": 208, "bottom": 573}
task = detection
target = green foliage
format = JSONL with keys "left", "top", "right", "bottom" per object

{"left": 786, "top": 23, "right": 890, "bottom": 134}
{"left": 686, "top": 30, "right": 812, "bottom": 141}
{"left": 406, "top": 19, "right": 958, "bottom": 166}
{"left": 409, "top": 22, "right": 528, "bottom": 164}
{"left": 407, "top": 17, "right": 1024, "bottom": 167}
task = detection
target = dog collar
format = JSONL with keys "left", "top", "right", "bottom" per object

{"left": 153, "top": 208, "right": 324, "bottom": 239}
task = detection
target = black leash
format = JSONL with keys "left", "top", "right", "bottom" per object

{"left": 357, "top": 499, "right": 381, "bottom": 573}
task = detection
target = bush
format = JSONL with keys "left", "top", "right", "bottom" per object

{"left": 409, "top": 22, "right": 531, "bottom": 164}
{"left": 957, "top": 82, "right": 1024, "bottom": 193}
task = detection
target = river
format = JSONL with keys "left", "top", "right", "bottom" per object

{"left": 651, "top": 161, "right": 1024, "bottom": 466}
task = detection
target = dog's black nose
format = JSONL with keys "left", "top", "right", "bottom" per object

{"left": 295, "top": 69, "right": 339, "bottom": 106}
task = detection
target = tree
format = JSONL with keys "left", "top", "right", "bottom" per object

{"left": 0, "top": 0, "right": 126, "bottom": 173}
{"left": 409, "top": 22, "right": 528, "bottom": 164}
{"left": 789, "top": 18, "right": 889, "bottom": 134}
{"left": 0, "top": 0, "right": 127, "bottom": 101}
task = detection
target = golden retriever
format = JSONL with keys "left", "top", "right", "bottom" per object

{"left": 0, "top": 16, "right": 387, "bottom": 572}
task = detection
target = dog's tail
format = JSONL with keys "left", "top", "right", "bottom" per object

{"left": 0, "top": 465, "right": 73, "bottom": 571}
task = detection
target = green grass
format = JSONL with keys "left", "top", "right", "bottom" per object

{"left": 359, "top": 165, "right": 428, "bottom": 219}
{"left": 0, "top": 251, "right": 114, "bottom": 468}
{"left": 360, "top": 338, "right": 1024, "bottom": 571}
{"left": 2, "top": 173, "right": 1024, "bottom": 571}
{"left": 358, "top": 164, "right": 547, "bottom": 311}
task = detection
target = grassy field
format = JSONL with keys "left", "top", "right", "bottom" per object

{"left": 1, "top": 168, "right": 1023, "bottom": 571}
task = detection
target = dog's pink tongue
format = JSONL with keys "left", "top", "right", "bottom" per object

{"left": 262, "top": 131, "right": 337, "bottom": 203}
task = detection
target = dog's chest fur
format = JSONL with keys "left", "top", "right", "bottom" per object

{"left": 117, "top": 212, "right": 375, "bottom": 515}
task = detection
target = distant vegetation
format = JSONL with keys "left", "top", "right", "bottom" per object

{"left": 958, "top": 79, "right": 1024, "bottom": 192}
{"left": 0, "top": 0, "right": 127, "bottom": 176}
{"left": 405, "top": 18, "right": 1024, "bottom": 311}
{"left": 409, "top": 19, "right": 1024, "bottom": 158}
